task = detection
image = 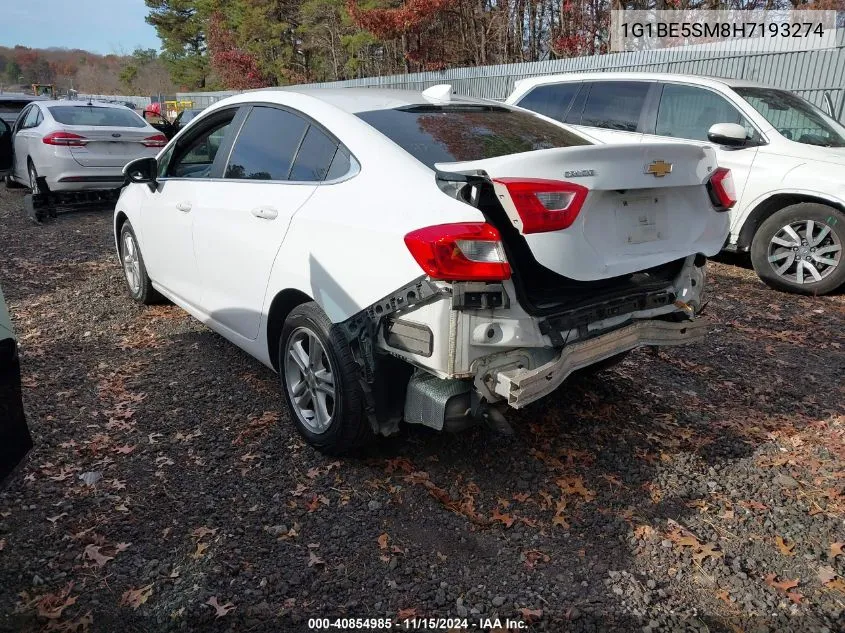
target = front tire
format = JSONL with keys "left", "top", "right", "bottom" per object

{"left": 119, "top": 222, "right": 162, "bottom": 305}
{"left": 279, "top": 302, "right": 372, "bottom": 455}
{"left": 751, "top": 203, "right": 845, "bottom": 295}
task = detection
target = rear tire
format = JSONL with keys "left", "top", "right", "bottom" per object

{"left": 119, "top": 222, "right": 163, "bottom": 305}
{"left": 27, "top": 161, "right": 40, "bottom": 194}
{"left": 750, "top": 203, "right": 845, "bottom": 295}
{"left": 279, "top": 302, "right": 372, "bottom": 455}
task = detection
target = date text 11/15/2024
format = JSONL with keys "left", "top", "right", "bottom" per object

{"left": 307, "top": 617, "right": 531, "bottom": 630}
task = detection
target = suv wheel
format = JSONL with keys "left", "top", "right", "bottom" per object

{"left": 28, "top": 161, "right": 40, "bottom": 194}
{"left": 279, "top": 302, "right": 372, "bottom": 455}
{"left": 751, "top": 203, "right": 845, "bottom": 295}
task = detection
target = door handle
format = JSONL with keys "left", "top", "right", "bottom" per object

{"left": 251, "top": 206, "right": 278, "bottom": 220}
{"left": 176, "top": 201, "right": 192, "bottom": 212}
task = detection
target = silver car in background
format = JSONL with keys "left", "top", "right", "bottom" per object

{"left": 7, "top": 100, "right": 166, "bottom": 192}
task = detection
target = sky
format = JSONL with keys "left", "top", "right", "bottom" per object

{"left": 0, "top": 0, "right": 161, "bottom": 55}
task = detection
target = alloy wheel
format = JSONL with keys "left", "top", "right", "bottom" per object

{"left": 767, "top": 219, "right": 842, "bottom": 285}
{"left": 122, "top": 233, "right": 142, "bottom": 294}
{"left": 28, "top": 165, "right": 39, "bottom": 194}
{"left": 284, "top": 327, "right": 337, "bottom": 434}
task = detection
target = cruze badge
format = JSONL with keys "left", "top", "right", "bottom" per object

{"left": 645, "top": 160, "right": 672, "bottom": 177}
{"left": 564, "top": 169, "right": 594, "bottom": 178}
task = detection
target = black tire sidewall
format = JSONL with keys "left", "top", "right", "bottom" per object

{"left": 27, "top": 161, "right": 38, "bottom": 194}
{"left": 278, "top": 303, "right": 369, "bottom": 454}
{"left": 750, "top": 203, "right": 845, "bottom": 295}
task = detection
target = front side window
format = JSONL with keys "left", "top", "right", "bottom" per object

{"left": 579, "top": 81, "right": 650, "bottom": 132}
{"left": 356, "top": 105, "right": 589, "bottom": 169}
{"left": 225, "top": 107, "right": 308, "bottom": 180}
{"left": 734, "top": 87, "right": 845, "bottom": 147}
{"left": 516, "top": 83, "right": 580, "bottom": 123}
{"left": 49, "top": 105, "right": 146, "bottom": 128}
{"left": 168, "top": 116, "right": 235, "bottom": 179}
{"left": 656, "top": 84, "right": 756, "bottom": 142}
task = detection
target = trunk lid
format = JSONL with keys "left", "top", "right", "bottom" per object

{"left": 436, "top": 143, "right": 729, "bottom": 281}
{"left": 66, "top": 126, "right": 157, "bottom": 167}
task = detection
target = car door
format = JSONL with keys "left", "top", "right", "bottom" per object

{"left": 0, "top": 119, "right": 12, "bottom": 177}
{"left": 192, "top": 104, "right": 342, "bottom": 341}
{"left": 138, "top": 108, "right": 240, "bottom": 308}
{"left": 564, "top": 80, "right": 652, "bottom": 144}
{"left": 12, "top": 105, "right": 39, "bottom": 182}
{"left": 641, "top": 82, "right": 761, "bottom": 226}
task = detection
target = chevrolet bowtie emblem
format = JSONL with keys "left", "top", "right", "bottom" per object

{"left": 645, "top": 160, "right": 673, "bottom": 177}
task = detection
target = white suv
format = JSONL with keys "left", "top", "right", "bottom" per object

{"left": 507, "top": 73, "right": 845, "bottom": 295}
{"left": 115, "top": 87, "right": 730, "bottom": 454}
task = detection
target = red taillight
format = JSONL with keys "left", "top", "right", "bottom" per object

{"left": 708, "top": 167, "right": 736, "bottom": 210}
{"left": 404, "top": 223, "right": 511, "bottom": 281}
{"left": 142, "top": 134, "right": 168, "bottom": 148}
{"left": 42, "top": 131, "right": 88, "bottom": 147}
{"left": 492, "top": 178, "right": 588, "bottom": 234}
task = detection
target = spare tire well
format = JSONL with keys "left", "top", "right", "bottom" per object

{"left": 738, "top": 194, "right": 844, "bottom": 251}
{"left": 267, "top": 289, "right": 313, "bottom": 372}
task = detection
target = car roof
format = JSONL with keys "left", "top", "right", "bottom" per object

{"left": 35, "top": 99, "right": 131, "bottom": 108}
{"left": 512, "top": 72, "right": 774, "bottom": 94}
{"left": 232, "top": 87, "right": 501, "bottom": 114}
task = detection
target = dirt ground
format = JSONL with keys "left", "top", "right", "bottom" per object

{"left": 0, "top": 187, "right": 843, "bottom": 633}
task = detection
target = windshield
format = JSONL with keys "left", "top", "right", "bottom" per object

{"left": 356, "top": 105, "right": 590, "bottom": 168}
{"left": 734, "top": 87, "right": 845, "bottom": 148}
{"left": 48, "top": 105, "right": 147, "bottom": 128}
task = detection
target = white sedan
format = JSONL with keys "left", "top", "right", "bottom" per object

{"left": 5, "top": 100, "right": 166, "bottom": 193}
{"left": 114, "top": 86, "right": 732, "bottom": 454}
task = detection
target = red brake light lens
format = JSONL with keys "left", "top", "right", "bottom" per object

{"left": 492, "top": 178, "right": 589, "bottom": 234}
{"left": 708, "top": 167, "right": 736, "bottom": 210}
{"left": 404, "top": 223, "right": 511, "bottom": 281}
{"left": 42, "top": 131, "right": 88, "bottom": 147}
{"left": 142, "top": 134, "right": 168, "bottom": 148}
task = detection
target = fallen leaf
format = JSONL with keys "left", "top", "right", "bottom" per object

{"left": 787, "top": 591, "right": 803, "bottom": 604}
{"left": 120, "top": 584, "right": 153, "bottom": 610}
{"left": 556, "top": 477, "right": 596, "bottom": 502}
{"left": 818, "top": 566, "right": 837, "bottom": 584}
{"left": 113, "top": 444, "right": 136, "bottom": 455}
{"left": 491, "top": 507, "right": 515, "bottom": 528}
{"left": 764, "top": 573, "right": 799, "bottom": 592}
{"left": 308, "top": 551, "right": 324, "bottom": 567}
{"left": 35, "top": 583, "right": 77, "bottom": 620}
{"left": 830, "top": 542, "right": 844, "bottom": 559}
{"left": 519, "top": 607, "right": 543, "bottom": 621}
{"left": 775, "top": 536, "right": 796, "bottom": 557}
{"left": 191, "top": 526, "right": 217, "bottom": 540}
{"left": 692, "top": 542, "right": 723, "bottom": 564}
{"left": 84, "top": 544, "right": 114, "bottom": 568}
{"left": 377, "top": 533, "right": 389, "bottom": 550}
{"left": 206, "top": 596, "right": 236, "bottom": 618}
{"left": 47, "top": 513, "right": 68, "bottom": 524}
{"left": 192, "top": 542, "right": 209, "bottom": 559}
{"left": 115, "top": 542, "right": 131, "bottom": 552}
{"left": 397, "top": 607, "right": 418, "bottom": 618}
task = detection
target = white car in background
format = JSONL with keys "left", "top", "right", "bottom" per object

{"left": 4, "top": 100, "right": 166, "bottom": 193}
{"left": 507, "top": 73, "right": 845, "bottom": 295}
{"left": 114, "top": 87, "right": 731, "bottom": 454}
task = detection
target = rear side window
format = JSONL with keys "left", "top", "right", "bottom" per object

{"left": 225, "top": 106, "right": 308, "bottom": 180}
{"left": 516, "top": 83, "right": 580, "bottom": 122}
{"left": 357, "top": 105, "right": 589, "bottom": 169}
{"left": 48, "top": 105, "right": 146, "bottom": 128}
{"left": 578, "top": 81, "right": 650, "bottom": 132}
{"left": 289, "top": 126, "right": 339, "bottom": 182}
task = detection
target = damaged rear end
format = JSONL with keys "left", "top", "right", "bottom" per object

{"left": 351, "top": 102, "right": 732, "bottom": 434}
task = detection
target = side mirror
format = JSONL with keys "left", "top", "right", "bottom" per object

{"left": 124, "top": 157, "right": 158, "bottom": 190}
{"left": 707, "top": 123, "right": 749, "bottom": 147}
{"left": 823, "top": 92, "right": 835, "bottom": 118}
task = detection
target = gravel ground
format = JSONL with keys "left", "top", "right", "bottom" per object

{"left": 0, "top": 187, "right": 843, "bottom": 633}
